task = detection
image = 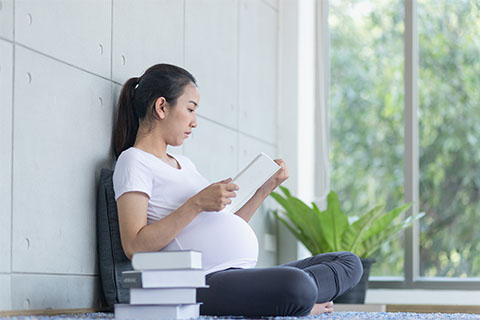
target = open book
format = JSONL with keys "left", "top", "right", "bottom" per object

{"left": 223, "top": 152, "right": 281, "bottom": 214}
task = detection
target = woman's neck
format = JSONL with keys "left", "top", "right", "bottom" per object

{"left": 133, "top": 127, "right": 168, "bottom": 159}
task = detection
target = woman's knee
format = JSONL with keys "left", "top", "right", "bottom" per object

{"left": 338, "top": 252, "right": 363, "bottom": 287}
{"left": 277, "top": 268, "right": 317, "bottom": 316}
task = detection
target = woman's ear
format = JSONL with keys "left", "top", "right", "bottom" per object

{"left": 154, "top": 97, "right": 169, "bottom": 120}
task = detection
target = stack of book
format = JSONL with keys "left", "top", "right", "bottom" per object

{"left": 114, "top": 250, "right": 206, "bottom": 320}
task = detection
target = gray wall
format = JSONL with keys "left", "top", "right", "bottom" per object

{"left": 0, "top": 0, "right": 279, "bottom": 311}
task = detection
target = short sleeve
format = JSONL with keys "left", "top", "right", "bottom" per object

{"left": 113, "top": 150, "right": 153, "bottom": 200}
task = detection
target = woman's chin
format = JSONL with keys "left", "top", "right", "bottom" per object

{"left": 168, "top": 139, "right": 184, "bottom": 147}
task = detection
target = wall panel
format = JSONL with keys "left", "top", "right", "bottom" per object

{"left": 238, "top": 134, "right": 277, "bottom": 267}
{"left": 183, "top": 118, "right": 238, "bottom": 183}
{"left": 0, "top": 274, "right": 11, "bottom": 310}
{"left": 185, "top": 0, "right": 238, "bottom": 129}
{"left": 14, "top": 0, "right": 111, "bottom": 77}
{"left": 2, "top": 0, "right": 280, "bottom": 311}
{"left": 112, "top": 0, "right": 184, "bottom": 84}
{"left": 11, "top": 274, "right": 101, "bottom": 310}
{"left": 12, "top": 46, "right": 113, "bottom": 274}
{"left": 262, "top": 0, "right": 278, "bottom": 10}
{"left": 238, "top": 0, "right": 278, "bottom": 143}
{"left": 0, "top": 0, "right": 13, "bottom": 40}
{"left": 0, "top": 40, "right": 13, "bottom": 273}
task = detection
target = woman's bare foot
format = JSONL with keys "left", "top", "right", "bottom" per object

{"left": 310, "top": 301, "right": 334, "bottom": 315}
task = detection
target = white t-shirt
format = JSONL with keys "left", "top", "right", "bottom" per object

{"left": 113, "top": 147, "right": 259, "bottom": 274}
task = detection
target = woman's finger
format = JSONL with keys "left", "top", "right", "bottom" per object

{"left": 216, "top": 177, "right": 232, "bottom": 184}
{"left": 225, "top": 183, "right": 239, "bottom": 191}
{"left": 225, "top": 191, "right": 237, "bottom": 198}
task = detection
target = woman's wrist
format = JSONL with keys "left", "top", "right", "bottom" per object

{"left": 185, "top": 196, "right": 203, "bottom": 215}
{"left": 257, "top": 182, "right": 275, "bottom": 198}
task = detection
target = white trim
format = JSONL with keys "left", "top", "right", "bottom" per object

{"left": 367, "top": 289, "right": 480, "bottom": 306}
{"left": 297, "top": 0, "right": 316, "bottom": 204}
{"left": 313, "top": 0, "right": 330, "bottom": 208}
{"left": 277, "top": 0, "right": 317, "bottom": 262}
{"left": 277, "top": 0, "right": 301, "bottom": 264}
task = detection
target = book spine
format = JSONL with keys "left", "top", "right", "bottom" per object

{"left": 129, "top": 288, "right": 197, "bottom": 305}
{"left": 121, "top": 272, "right": 142, "bottom": 288}
{"left": 132, "top": 252, "right": 202, "bottom": 270}
{"left": 122, "top": 272, "right": 207, "bottom": 288}
{"left": 132, "top": 260, "right": 199, "bottom": 270}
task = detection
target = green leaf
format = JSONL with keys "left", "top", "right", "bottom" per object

{"left": 361, "top": 203, "right": 412, "bottom": 242}
{"left": 283, "top": 192, "right": 327, "bottom": 252}
{"left": 270, "top": 191, "right": 296, "bottom": 218}
{"left": 311, "top": 202, "right": 336, "bottom": 252}
{"left": 279, "top": 185, "right": 292, "bottom": 197}
{"left": 270, "top": 191, "right": 323, "bottom": 254}
{"left": 324, "top": 191, "right": 349, "bottom": 251}
{"left": 341, "top": 204, "right": 384, "bottom": 252}
{"left": 271, "top": 192, "right": 310, "bottom": 238}
{"left": 361, "top": 212, "right": 424, "bottom": 257}
{"left": 272, "top": 210, "right": 321, "bottom": 254}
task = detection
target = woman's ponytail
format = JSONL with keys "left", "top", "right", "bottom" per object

{"left": 113, "top": 77, "right": 140, "bottom": 159}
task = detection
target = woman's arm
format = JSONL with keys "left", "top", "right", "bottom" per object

{"left": 233, "top": 187, "right": 271, "bottom": 222}
{"left": 117, "top": 192, "right": 201, "bottom": 260}
{"left": 117, "top": 178, "right": 238, "bottom": 260}
{"left": 235, "top": 159, "right": 289, "bottom": 222}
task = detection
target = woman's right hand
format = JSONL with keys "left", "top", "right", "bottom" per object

{"left": 191, "top": 178, "right": 239, "bottom": 212}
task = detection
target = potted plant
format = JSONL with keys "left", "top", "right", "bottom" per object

{"left": 270, "top": 186, "right": 424, "bottom": 304}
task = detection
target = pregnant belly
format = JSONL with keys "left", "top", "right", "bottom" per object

{"left": 166, "top": 212, "right": 259, "bottom": 273}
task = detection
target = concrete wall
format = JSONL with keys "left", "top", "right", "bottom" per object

{"left": 0, "top": 0, "right": 280, "bottom": 311}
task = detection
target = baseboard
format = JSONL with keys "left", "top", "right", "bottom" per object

{"left": 334, "top": 304, "right": 386, "bottom": 312}
{"left": 0, "top": 307, "right": 111, "bottom": 317}
{"left": 334, "top": 304, "right": 480, "bottom": 314}
{"left": 386, "top": 304, "right": 480, "bottom": 314}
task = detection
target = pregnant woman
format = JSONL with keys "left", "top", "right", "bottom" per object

{"left": 112, "top": 63, "right": 363, "bottom": 317}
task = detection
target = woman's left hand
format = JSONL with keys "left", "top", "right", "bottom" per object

{"left": 258, "top": 159, "right": 289, "bottom": 195}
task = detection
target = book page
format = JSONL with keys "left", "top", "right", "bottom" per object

{"left": 223, "top": 152, "right": 280, "bottom": 214}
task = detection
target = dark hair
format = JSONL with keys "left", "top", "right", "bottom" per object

{"left": 113, "top": 64, "right": 197, "bottom": 158}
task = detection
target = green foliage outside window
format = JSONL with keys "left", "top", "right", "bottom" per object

{"left": 329, "top": 0, "right": 480, "bottom": 278}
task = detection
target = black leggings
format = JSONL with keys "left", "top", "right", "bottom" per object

{"left": 197, "top": 251, "right": 363, "bottom": 317}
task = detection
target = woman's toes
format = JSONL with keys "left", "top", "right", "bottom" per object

{"left": 310, "top": 302, "right": 335, "bottom": 315}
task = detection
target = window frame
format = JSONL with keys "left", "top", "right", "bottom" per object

{"left": 322, "top": 0, "right": 480, "bottom": 290}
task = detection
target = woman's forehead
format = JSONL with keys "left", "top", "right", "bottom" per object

{"left": 181, "top": 83, "right": 200, "bottom": 101}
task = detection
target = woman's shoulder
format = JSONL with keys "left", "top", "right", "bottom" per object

{"left": 113, "top": 148, "right": 154, "bottom": 200}
{"left": 115, "top": 147, "right": 152, "bottom": 172}
{"left": 118, "top": 147, "right": 146, "bottom": 159}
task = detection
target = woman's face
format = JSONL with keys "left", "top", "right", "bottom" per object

{"left": 163, "top": 82, "right": 200, "bottom": 146}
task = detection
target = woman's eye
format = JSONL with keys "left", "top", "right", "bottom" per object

{"left": 188, "top": 109, "right": 194, "bottom": 113}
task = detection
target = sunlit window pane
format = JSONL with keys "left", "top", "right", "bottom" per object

{"left": 329, "top": 0, "right": 405, "bottom": 277}
{"left": 418, "top": 0, "right": 480, "bottom": 278}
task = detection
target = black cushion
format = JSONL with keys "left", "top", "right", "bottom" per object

{"left": 96, "top": 168, "right": 133, "bottom": 309}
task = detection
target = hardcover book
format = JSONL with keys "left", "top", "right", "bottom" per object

{"left": 129, "top": 287, "right": 197, "bottom": 305}
{"left": 122, "top": 269, "right": 206, "bottom": 288}
{"left": 132, "top": 250, "right": 202, "bottom": 270}
{"left": 115, "top": 303, "right": 200, "bottom": 320}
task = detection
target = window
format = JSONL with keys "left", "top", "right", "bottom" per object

{"left": 418, "top": 0, "right": 480, "bottom": 278}
{"left": 329, "top": 0, "right": 405, "bottom": 278}
{"left": 328, "top": 0, "right": 480, "bottom": 287}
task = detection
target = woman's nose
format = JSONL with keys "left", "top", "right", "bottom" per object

{"left": 191, "top": 116, "right": 198, "bottom": 128}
